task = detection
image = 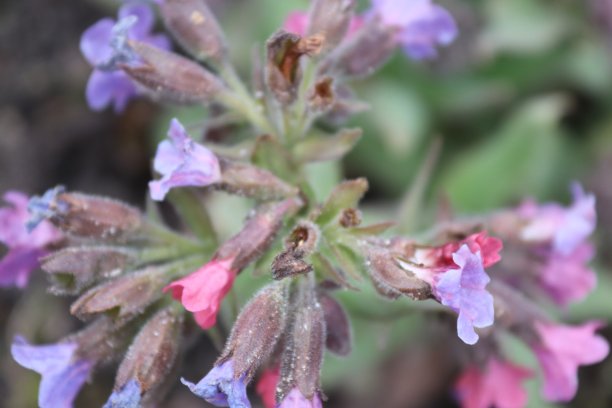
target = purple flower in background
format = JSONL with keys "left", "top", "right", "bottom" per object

{"left": 434, "top": 245, "right": 494, "bottom": 345}
{"left": 80, "top": 2, "right": 170, "bottom": 112}
{"left": 532, "top": 321, "right": 609, "bottom": 402}
{"left": 181, "top": 360, "right": 251, "bottom": 407}
{"left": 278, "top": 388, "right": 323, "bottom": 408}
{"left": 11, "top": 336, "right": 94, "bottom": 408}
{"left": 370, "top": 0, "right": 458, "bottom": 59}
{"left": 0, "top": 191, "right": 61, "bottom": 288}
{"left": 103, "top": 379, "right": 142, "bottom": 408}
{"left": 149, "top": 118, "right": 221, "bottom": 201}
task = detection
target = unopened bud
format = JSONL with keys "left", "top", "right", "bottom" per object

{"left": 71, "top": 316, "right": 137, "bottom": 366}
{"left": 266, "top": 31, "right": 323, "bottom": 104}
{"left": 219, "top": 283, "right": 288, "bottom": 379}
{"left": 41, "top": 246, "right": 138, "bottom": 295}
{"left": 366, "top": 247, "right": 432, "bottom": 300}
{"left": 319, "top": 292, "right": 351, "bottom": 356}
{"left": 70, "top": 266, "right": 167, "bottom": 321}
{"left": 321, "top": 19, "right": 396, "bottom": 79}
{"left": 122, "top": 40, "right": 224, "bottom": 104}
{"left": 160, "top": 0, "right": 228, "bottom": 64}
{"left": 29, "top": 188, "right": 143, "bottom": 242}
{"left": 217, "top": 197, "right": 303, "bottom": 271}
{"left": 307, "top": 0, "right": 356, "bottom": 51}
{"left": 217, "top": 159, "right": 299, "bottom": 200}
{"left": 113, "top": 306, "right": 184, "bottom": 401}
{"left": 278, "top": 284, "right": 325, "bottom": 402}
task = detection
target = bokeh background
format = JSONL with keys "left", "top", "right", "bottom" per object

{"left": 1, "top": 0, "right": 612, "bottom": 407}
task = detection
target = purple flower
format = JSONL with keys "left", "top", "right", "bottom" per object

{"left": 278, "top": 388, "right": 323, "bottom": 408}
{"left": 371, "top": 0, "right": 458, "bottom": 59}
{"left": 0, "top": 191, "right": 61, "bottom": 288}
{"left": 11, "top": 336, "right": 94, "bottom": 408}
{"left": 103, "top": 379, "right": 142, "bottom": 408}
{"left": 433, "top": 245, "right": 494, "bottom": 345}
{"left": 149, "top": 118, "right": 221, "bottom": 201}
{"left": 181, "top": 360, "right": 251, "bottom": 407}
{"left": 80, "top": 2, "right": 170, "bottom": 112}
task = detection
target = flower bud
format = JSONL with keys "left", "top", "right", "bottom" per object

{"left": 159, "top": 0, "right": 228, "bottom": 64}
{"left": 216, "top": 197, "right": 303, "bottom": 271}
{"left": 40, "top": 246, "right": 138, "bottom": 295}
{"left": 319, "top": 292, "right": 351, "bottom": 356}
{"left": 70, "top": 266, "right": 167, "bottom": 321}
{"left": 111, "top": 306, "right": 184, "bottom": 404}
{"left": 122, "top": 40, "right": 224, "bottom": 104}
{"left": 28, "top": 188, "right": 143, "bottom": 242}
{"left": 278, "top": 285, "right": 325, "bottom": 403}
{"left": 272, "top": 221, "right": 320, "bottom": 280}
{"left": 307, "top": 0, "right": 356, "bottom": 51}
{"left": 218, "top": 159, "right": 300, "bottom": 201}
{"left": 219, "top": 283, "right": 288, "bottom": 379}
{"left": 366, "top": 247, "right": 432, "bottom": 300}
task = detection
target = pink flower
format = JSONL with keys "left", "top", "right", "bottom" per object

{"left": 164, "top": 258, "right": 236, "bottom": 329}
{"left": 455, "top": 358, "right": 532, "bottom": 408}
{"left": 0, "top": 191, "right": 61, "bottom": 288}
{"left": 427, "top": 232, "right": 503, "bottom": 269}
{"left": 255, "top": 366, "right": 280, "bottom": 408}
{"left": 538, "top": 244, "right": 596, "bottom": 307}
{"left": 283, "top": 11, "right": 364, "bottom": 38}
{"left": 278, "top": 388, "right": 322, "bottom": 408}
{"left": 149, "top": 118, "right": 222, "bottom": 201}
{"left": 533, "top": 321, "right": 609, "bottom": 402}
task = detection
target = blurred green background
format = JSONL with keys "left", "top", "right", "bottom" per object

{"left": 1, "top": 0, "right": 612, "bottom": 407}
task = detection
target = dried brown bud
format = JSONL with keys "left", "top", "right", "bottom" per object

{"left": 319, "top": 293, "right": 352, "bottom": 356}
{"left": 366, "top": 247, "right": 431, "bottom": 300}
{"left": 219, "top": 283, "right": 288, "bottom": 379}
{"left": 47, "top": 192, "right": 143, "bottom": 242}
{"left": 122, "top": 40, "right": 224, "bottom": 104}
{"left": 160, "top": 0, "right": 228, "bottom": 64}
{"left": 70, "top": 266, "right": 167, "bottom": 321}
{"left": 272, "top": 221, "right": 320, "bottom": 280}
{"left": 339, "top": 208, "right": 362, "bottom": 228}
{"left": 307, "top": 0, "right": 356, "bottom": 51}
{"left": 41, "top": 246, "right": 138, "bottom": 295}
{"left": 272, "top": 250, "right": 313, "bottom": 280}
{"left": 266, "top": 31, "right": 323, "bottom": 104}
{"left": 308, "top": 76, "right": 335, "bottom": 112}
{"left": 217, "top": 159, "right": 300, "bottom": 201}
{"left": 216, "top": 197, "right": 303, "bottom": 271}
{"left": 114, "top": 307, "right": 184, "bottom": 399}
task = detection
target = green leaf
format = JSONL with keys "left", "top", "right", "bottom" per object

{"left": 315, "top": 178, "right": 369, "bottom": 226}
{"left": 294, "top": 128, "right": 362, "bottom": 164}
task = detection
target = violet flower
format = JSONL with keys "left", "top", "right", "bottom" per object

{"left": 149, "top": 118, "right": 222, "bottom": 201}
{"left": 11, "top": 336, "right": 94, "bottom": 408}
{"left": 455, "top": 358, "right": 532, "bottom": 408}
{"left": 433, "top": 245, "right": 494, "bottom": 345}
{"left": 278, "top": 388, "right": 323, "bottom": 408}
{"left": 182, "top": 360, "right": 251, "bottom": 407}
{"left": 532, "top": 321, "right": 609, "bottom": 402}
{"left": 103, "top": 379, "right": 142, "bottom": 408}
{"left": 370, "top": 0, "right": 458, "bottom": 59}
{"left": 0, "top": 191, "right": 61, "bottom": 288}
{"left": 80, "top": 2, "right": 170, "bottom": 112}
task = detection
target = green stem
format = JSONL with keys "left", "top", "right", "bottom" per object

{"left": 168, "top": 189, "right": 218, "bottom": 251}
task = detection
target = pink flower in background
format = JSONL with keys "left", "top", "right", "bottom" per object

{"left": 164, "top": 258, "right": 236, "bottom": 329}
{"left": 256, "top": 366, "right": 280, "bottom": 408}
{"left": 149, "top": 118, "right": 222, "bottom": 201}
{"left": 283, "top": 11, "right": 364, "bottom": 38}
{"left": 455, "top": 358, "right": 532, "bottom": 408}
{"left": 533, "top": 321, "right": 609, "bottom": 402}
{"left": 0, "top": 191, "right": 61, "bottom": 288}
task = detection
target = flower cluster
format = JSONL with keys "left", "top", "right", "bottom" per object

{"left": 1, "top": 1, "right": 608, "bottom": 408}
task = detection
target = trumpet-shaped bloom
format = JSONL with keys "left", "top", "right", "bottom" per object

{"left": 182, "top": 360, "right": 251, "bottom": 407}
{"left": 80, "top": 2, "right": 170, "bottom": 112}
{"left": 11, "top": 336, "right": 93, "bottom": 408}
{"left": 533, "top": 321, "right": 609, "bottom": 402}
{"left": 164, "top": 258, "right": 235, "bottom": 329}
{"left": 455, "top": 358, "right": 532, "bottom": 408}
{"left": 278, "top": 388, "right": 323, "bottom": 408}
{"left": 371, "top": 0, "right": 458, "bottom": 59}
{"left": 434, "top": 245, "right": 494, "bottom": 345}
{"left": 149, "top": 119, "right": 222, "bottom": 201}
{"left": 0, "top": 191, "right": 61, "bottom": 288}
